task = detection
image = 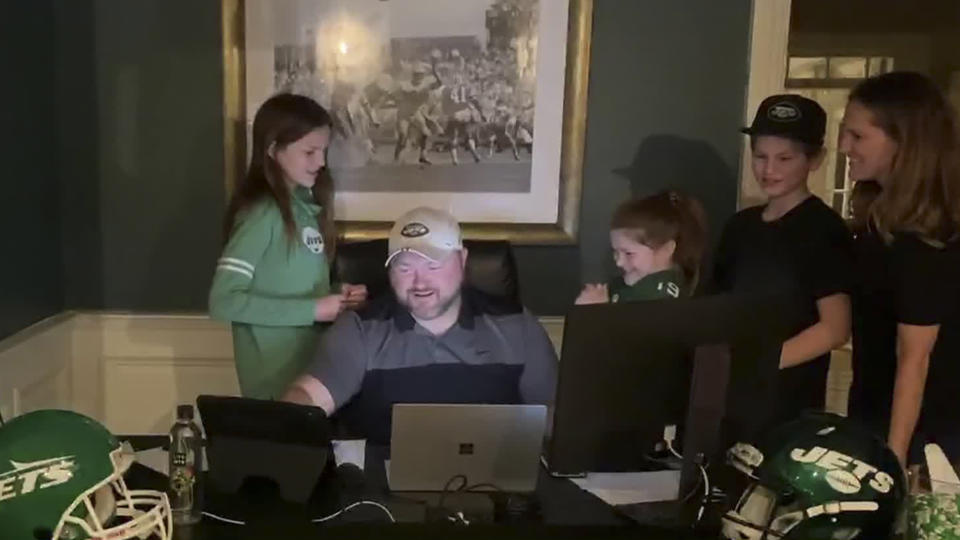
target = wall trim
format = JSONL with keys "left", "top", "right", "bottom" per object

{"left": 739, "top": 0, "right": 792, "bottom": 209}
{"left": 0, "top": 311, "right": 567, "bottom": 432}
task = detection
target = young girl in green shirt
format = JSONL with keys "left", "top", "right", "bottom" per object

{"left": 577, "top": 190, "right": 707, "bottom": 305}
{"left": 209, "top": 93, "right": 366, "bottom": 399}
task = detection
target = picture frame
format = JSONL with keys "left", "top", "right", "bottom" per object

{"left": 222, "top": 0, "right": 592, "bottom": 244}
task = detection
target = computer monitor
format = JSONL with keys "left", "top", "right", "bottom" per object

{"left": 546, "top": 292, "right": 801, "bottom": 480}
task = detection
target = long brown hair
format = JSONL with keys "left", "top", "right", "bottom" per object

{"left": 224, "top": 93, "right": 337, "bottom": 257}
{"left": 849, "top": 71, "right": 960, "bottom": 245}
{"left": 611, "top": 191, "right": 709, "bottom": 292}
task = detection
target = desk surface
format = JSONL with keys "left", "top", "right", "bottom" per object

{"left": 124, "top": 437, "right": 714, "bottom": 540}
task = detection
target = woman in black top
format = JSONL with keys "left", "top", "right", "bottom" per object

{"left": 840, "top": 71, "right": 960, "bottom": 466}
{"left": 714, "top": 95, "right": 854, "bottom": 428}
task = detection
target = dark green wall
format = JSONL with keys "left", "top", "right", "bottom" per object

{"left": 517, "top": 0, "right": 750, "bottom": 313}
{"left": 2, "top": 0, "right": 753, "bottom": 332}
{"left": 90, "top": 0, "right": 225, "bottom": 310}
{"left": 0, "top": 1, "right": 63, "bottom": 340}
{"left": 57, "top": 0, "right": 102, "bottom": 309}
{"left": 54, "top": 0, "right": 225, "bottom": 315}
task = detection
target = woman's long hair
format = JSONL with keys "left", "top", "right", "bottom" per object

{"left": 224, "top": 93, "right": 337, "bottom": 257}
{"left": 850, "top": 71, "right": 960, "bottom": 245}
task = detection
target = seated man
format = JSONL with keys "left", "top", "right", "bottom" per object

{"left": 284, "top": 206, "right": 558, "bottom": 444}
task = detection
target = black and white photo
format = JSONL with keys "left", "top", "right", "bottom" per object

{"left": 242, "top": 0, "right": 589, "bottom": 239}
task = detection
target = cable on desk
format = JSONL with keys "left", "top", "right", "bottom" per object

{"left": 438, "top": 475, "right": 505, "bottom": 508}
{"left": 696, "top": 462, "right": 710, "bottom": 523}
{"left": 462, "top": 482, "right": 503, "bottom": 493}
{"left": 665, "top": 439, "right": 683, "bottom": 461}
{"left": 312, "top": 500, "right": 396, "bottom": 524}
{"left": 201, "top": 500, "right": 395, "bottom": 526}
{"left": 666, "top": 439, "right": 713, "bottom": 525}
{"left": 437, "top": 474, "right": 469, "bottom": 511}
{"left": 434, "top": 474, "right": 508, "bottom": 525}
{"left": 202, "top": 512, "right": 247, "bottom": 525}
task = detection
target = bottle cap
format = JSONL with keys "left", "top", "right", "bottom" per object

{"left": 177, "top": 404, "right": 194, "bottom": 420}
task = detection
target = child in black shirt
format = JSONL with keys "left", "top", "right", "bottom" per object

{"left": 714, "top": 95, "right": 854, "bottom": 428}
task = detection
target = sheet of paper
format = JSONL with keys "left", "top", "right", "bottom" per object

{"left": 571, "top": 470, "right": 681, "bottom": 506}
{"left": 134, "top": 447, "right": 169, "bottom": 476}
{"left": 332, "top": 439, "right": 366, "bottom": 471}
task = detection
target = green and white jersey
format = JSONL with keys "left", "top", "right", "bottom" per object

{"left": 608, "top": 267, "right": 685, "bottom": 303}
{"left": 209, "top": 187, "right": 331, "bottom": 399}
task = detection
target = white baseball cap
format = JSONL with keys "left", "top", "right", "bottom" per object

{"left": 385, "top": 207, "right": 463, "bottom": 267}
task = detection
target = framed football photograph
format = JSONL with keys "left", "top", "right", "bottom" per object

{"left": 223, "top": 0, "right": 593, "bottom": 243}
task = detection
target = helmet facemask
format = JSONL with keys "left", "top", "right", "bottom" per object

{"left": 722, "top": 483, "right": 871, "bottom": 539}
{"left": 721, "top": 442, "right": 882, "bottom": 540}
{"left": 54, "top": 444, "right": 172, "bottom": 540}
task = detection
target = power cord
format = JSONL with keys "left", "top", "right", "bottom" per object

{"left": 437, "top": 474, "right": 506, "bottom": 525}
{"left": 200, "top": 499, "right": 395, "bottom": 526}
{"left": 311, "top": 500, "right": 395, "bottom": 523}
{"left": 663, "top": 425, "right": 713, "bottom": 525}
{"left": 202, "top": 512, "right": 246, "bottom": 525}
{"left": 438, "top": 474, "right": 470, "bottom": 512}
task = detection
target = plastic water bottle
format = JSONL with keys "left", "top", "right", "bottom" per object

{"left": 168, "top": 404, "right": 203, "bottom": 525}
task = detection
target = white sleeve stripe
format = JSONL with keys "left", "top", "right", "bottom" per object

{"left": 216, "top": 264, "right": 254, "bottom": 279}
{"left": 218, "top": 257, "right": 255, "bottom": 272}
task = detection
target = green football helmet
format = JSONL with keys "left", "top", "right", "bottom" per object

{"left": 0, "top": 410, "right": 171, "bottom": 540}
{"left": 721, "top": 412, "right": 905, "bottom": 540}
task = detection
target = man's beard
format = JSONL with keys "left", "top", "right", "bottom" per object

{"left": 400, "top": 287, "right": 461, "bottom": 321}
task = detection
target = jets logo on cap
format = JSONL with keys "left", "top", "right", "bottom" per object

{"left": 400, "top": 222, "right": 429, "bottom": 238}
{"left": 767, "top": 102, "right": 801, "bottom": 122}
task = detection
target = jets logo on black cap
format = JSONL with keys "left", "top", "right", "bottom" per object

{"left": 742, "top": 94, "right": 827, "bottom": 147}
{"left": 767, "top": 102, "right": 801, "bottom": 122}
{"left": 400, "top": 222, "right": 429, "bottom": 238}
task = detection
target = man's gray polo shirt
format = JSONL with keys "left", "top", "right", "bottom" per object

{"left": 308, "top": 288, "right": 558, "bottom": 443}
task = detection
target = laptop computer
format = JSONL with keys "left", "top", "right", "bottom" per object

{"left": 387, "top": 404, "right": 547, "bottom": 493}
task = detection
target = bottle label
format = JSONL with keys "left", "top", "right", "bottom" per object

{"left": 170, "top": 460, "right": 196, "bottom": 510}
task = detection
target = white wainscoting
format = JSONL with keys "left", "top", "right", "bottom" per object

{"left": 0, "top": 313, "right": 74, "bottom": 424}
{"left": 0, "top": 312, "right": 566, "bottom": 434}
{"left": 0, "top": 313, "right": 236, "bottom": 434}
{"left": 739, "top": 0, "right": 792, "bottom": 209}
{"left": 0, "top": 312, "right": 850, "bottom": 434}
{"left": 96, "top": 314, "right": 238, "bottom": 434}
